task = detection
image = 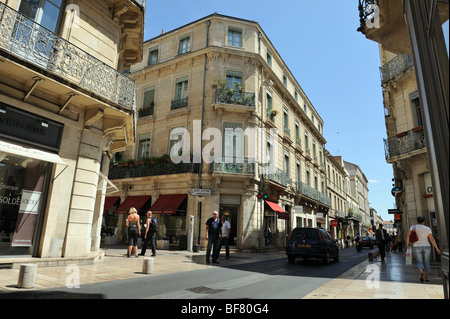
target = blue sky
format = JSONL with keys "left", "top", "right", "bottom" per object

{"left": 143, "top": 1, "right": 449, "bottom": 221}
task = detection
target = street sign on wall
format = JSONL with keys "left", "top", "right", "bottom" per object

{"left": 189, "top": 188, "right": 211, "bottom": 196}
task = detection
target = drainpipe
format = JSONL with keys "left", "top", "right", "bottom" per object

{"left": 197, "top": 19, "right": 211, "bottom": 246}
{"left": 258, "top": 32, "right": 265, "bottom": 252}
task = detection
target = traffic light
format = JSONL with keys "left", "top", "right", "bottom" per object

{"left": 257, "top": 193, "right": 268, "bottom": 200}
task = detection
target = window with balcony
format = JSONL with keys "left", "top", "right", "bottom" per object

{"left": 284, "top": 150, "right": 290, "bottom": 176}
{"left": 18, "top": 0, "right": 65, "bottom": 33}
{"left": 226, "top": 71, "right": 242, "bottom": 88}
{"left": 410, "top": 91, "right": 423, "bottom": 127}
{"left": 137, "top": 132, "right": 151, "bottom": 160}
{"left": 140, "top": 86, "right": 155, "bottom": 117}
{"left": 172, "top": 77, "right": 188, "bottom": 110}
{"left": 228, "top": 27, "right": 242, "bottom": 47}
{"left": 179, "top": 35, "right": 191, "bottom": 54}
{"left": 169, "top": 126, "right": 185, "bottom": 157}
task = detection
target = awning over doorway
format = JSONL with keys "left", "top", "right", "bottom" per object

{"left": 103, "top": 196, "right": 120, "bottom": 215}
{"left": 150, "top": 194, "right": 187, "bottom": 214}
{"left": 114, "top": 195, "right": 151, "bottom": 214}
{"left": 265, "top": 200, "right": 289, "bottom": 220}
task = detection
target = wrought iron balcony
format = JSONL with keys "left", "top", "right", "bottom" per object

{"left": 109, "top": 162, "right": 199, "bottom": 180}
{"left": 215, "top": 89, "right": 255, "bottom": 107}
{"left": 380, "top": 54, "right": 414, "bottom": 84}
{"left": 171, "top": 97, "right": 188, "bottom": 110}
{"left": 209, "top": 158, "right": 255, "bottom": 175}
{"left": 265, "top": 167, "right": 292, "bottom": 187}
{"left": 0, "top": 3, "right": 136, "bottom": 110}
{"left": 384, "top": 127, "right": 426, "bottom": 160}
{"left": 296, "top": 182, "right": 318, "bottom": 201}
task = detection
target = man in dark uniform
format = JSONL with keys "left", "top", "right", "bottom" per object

{"left": 375, "top": 223, "right": 388, "bottom": 261}
{"left": 205, "top": 211, "right": 222, "bottom": 264}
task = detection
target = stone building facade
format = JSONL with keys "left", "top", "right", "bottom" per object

{"left": 0, "top": 0, "right": 144, "bottom": 264}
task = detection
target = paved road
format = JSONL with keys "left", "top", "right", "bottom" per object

{"left": 2, "top": 246, "right": 373, "bottom": 299}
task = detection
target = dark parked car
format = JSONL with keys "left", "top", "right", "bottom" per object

{"left": 359, "top": 236, "right": 374, "bottom": 249}
{"left": 286, "top": 227, "right": 339, "bottom": 264}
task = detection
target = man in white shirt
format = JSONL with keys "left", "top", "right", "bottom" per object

{"left": 220, "top": 214, "right": 231, "bottom": 259}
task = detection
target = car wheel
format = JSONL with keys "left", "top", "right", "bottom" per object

{"left": 288, "top": 255, "right": 296, "bottom": 264}
{"left": 322, "top": 251, "right": 330, "bottom": 265}
{"left": 334, "top": 251, "right": 339, "bottom": 262}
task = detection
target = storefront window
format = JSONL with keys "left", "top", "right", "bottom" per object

{"left": 0, "top": 153, "right": 51, "bottom": 256}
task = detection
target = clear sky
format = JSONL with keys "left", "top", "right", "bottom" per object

{"left": 143, "top": 1, "right": 449, "bottom": 222}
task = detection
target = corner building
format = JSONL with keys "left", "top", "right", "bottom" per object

{"left": 108, "top": 14, "right": 331, "bottom": 251}
{"left": 0, "top": 0, "right": 144, "bottom": 263}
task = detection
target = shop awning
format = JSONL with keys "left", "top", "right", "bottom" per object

{"left": 114, "top": 195, "right": 151, "bottom": 214}
{"left": 150, "top": 194, "right": 187, "bottom": 214}
{"left": 103, "top": 196, "right": 120, "bottom": 215}
{"left": 0, "top": 140, "right": 66, "bottom": 165}
{"left": 265, "top": 200, "right": 289, "bottom": 220}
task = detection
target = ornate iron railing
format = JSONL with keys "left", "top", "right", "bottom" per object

{"left": 171, "top": 97, "right": 188, "bottom": 110}
{"left": 380, "top": 54, "right": 414, "bottom": 84}
{"left": 384, "top": 127, "right": 427, "bottom": 160}
{"left": 0, "top": 2, "right": 136, "bottom": 110}
{"left": 109, "top": 162, "right": 199, "bottom": 180}
{"left": 210, "top": 158, "right": 255, "bottom": 175}
{"left": 215, "top": 89, "right": 256, "bottom": 107}
{"left": 265, "top": 167, "right": 292, "bottom": 187}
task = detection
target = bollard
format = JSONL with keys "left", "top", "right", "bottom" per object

{"left": 142, "top": 257, "right": 154, "bottom": 274}
{"left": 17, "top": 264, "right": 37, "bottom": 289}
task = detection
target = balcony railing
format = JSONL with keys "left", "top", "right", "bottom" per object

{"left": 384, "top": 127, "right": 427, "bottom": 160}
{"left": 209, "top": 158, "right": 255, "bottom": 175}
{"left": 265, "top": 167, "right": 292, "bottom": 187}
{"left": 296, "top": 182, "right": 331, "bottom": 206}
{"left": 380, "top": 54, "right": 414, "bottom": 84}
{"left": 109, "top": 162, "right": 199, "bottom": 180}
{"left": 171, "top": 97, "right": 188, "bottom": 110}
{"left": 0, "top": 3, "right": 136, "bottom": 110}
{"left": 215, "top": 89, "right": 255, "bottom": 107}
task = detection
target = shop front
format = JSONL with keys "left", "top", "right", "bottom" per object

{"left": 150, "top": 194, "right": 188, "bottom": 250}
{"left": 0, "top": 103, "right": 64, "bottom": 257}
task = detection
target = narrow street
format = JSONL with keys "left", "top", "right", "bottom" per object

{"left": 2, "top": 247, "right": 373, "bottom": 299}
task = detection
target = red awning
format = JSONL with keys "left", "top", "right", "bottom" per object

{"left": 103, "top": 196, "right": 120, "bottom": 215}
{"left": 150, "top": 194, "right": 187, "bottom": 214}
{"left": 265, "top": 200, "right": 284, "bottom": 213}
{"left": 114, "top": 195, "right": 151, "bottom": 214}
{"left": 265, "top": 201, "right": 289, "bottom": 220}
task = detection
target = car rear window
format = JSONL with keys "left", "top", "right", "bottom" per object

{"left": 292, "top": 229, "right": 319, "bottom": 240}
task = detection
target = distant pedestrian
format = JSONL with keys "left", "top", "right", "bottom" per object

{"left": 406, "top": 216, "right": 441, "bottom": 283}
{"left": 126, "top": 207, "right": 140, "bottom": 258}
{"left": 219, "top": 214, "right": 231, "bottom": 259}
{"left": 375, "top": 223, "right": 388, "bottom": 261}
{"left": 205, "top": 211, "right": 222, "bottom": 264}
{"left": 396, "top": 229, "right": 404, "bottom": 252}
{"left": 140, "top": 211, "right": 157, "bottom": 257}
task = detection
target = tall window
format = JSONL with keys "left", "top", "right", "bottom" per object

{"left": 296, "top": 160, "right": 301, "bottom": 183}
{"left": 226, "top": 71, "right": 242, "bottom": 89}
{"left": 266, "top": 91, "right": 272, "bottom": 113}
{"left": 169, "top": 126, "right": 185, "bottom": 156}
{"left": 148, "top": 48, "right": 158, "bottom": 65}
{"left": 142, "top": 86, "right": 155, "bottom": 115}
{"left": 284, "top": 150, "right": 290, "bottom": 176}
{"left": 410, "top": 92, "right": 423, "bottom": 127}
{"left": 228, "top": 27, "right": 242, "bottom": 47}
{"left": 18, "top": 0, "right": 65, "bottom": 33}
{"left": 179, "top": 36, "right": 190, "bottom": 54}
{"left": 172, "top": 76, "right": 188, "bottom": 109}
{"left": 137, "top": 132, "right": 151, "bottom": 159}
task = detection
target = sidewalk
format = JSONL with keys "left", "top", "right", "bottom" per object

{"left": 303, "top": 249, "right": 445, "bottom": 299}
{"left": 0, "top": 246, "right": 445, "bottom": 299}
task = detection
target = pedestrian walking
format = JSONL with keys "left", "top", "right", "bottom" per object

{"left": 140, "top": 211, "right": 157, "bottom": 257}
{"left": 406, "top": 216, "right": 441, "bottom": 283}
{"left": 396, "top": 228, "right": 404, "bottom": 252}
{"left": 219, "top": 214, "right": 231, "bottom": 259}
{"left": 375, "top": 223, "right": 388, "bottom": 261}
{"left": 126, "top": 207, "right": 140, "bottom": 258}
{"left": 205, "top": 211, "right": 222, "bottom": 264}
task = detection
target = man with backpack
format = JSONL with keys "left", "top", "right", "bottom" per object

{"left": 141, "top": 211, "right": 158, "bottom": 256}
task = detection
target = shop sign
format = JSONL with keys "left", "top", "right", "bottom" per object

{"left": 11, "top": 190, "right": 42, "bottom": 247}
{"left": 0, "top": 103, "right": 64, "bottom": 152}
